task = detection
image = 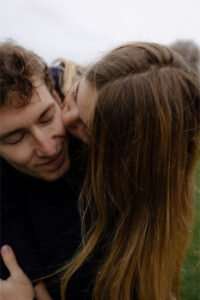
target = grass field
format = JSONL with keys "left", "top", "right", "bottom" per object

{"left": 180, "top": 166, "right": 200, "bottom": 300}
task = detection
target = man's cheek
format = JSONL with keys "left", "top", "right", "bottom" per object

{"left": 7, "top": 154, "right": 32, "bottom": 168}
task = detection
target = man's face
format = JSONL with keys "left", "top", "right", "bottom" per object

{"left": 0, "top": 82, "right": 70, "bottom": 181}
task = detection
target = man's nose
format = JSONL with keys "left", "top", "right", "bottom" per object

{"left": 34, "top": 131, "right": 57, "bottom": 157}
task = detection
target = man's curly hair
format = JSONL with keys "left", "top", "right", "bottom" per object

{"left": 0, "top": 41, "right": 54, "bottom": 108}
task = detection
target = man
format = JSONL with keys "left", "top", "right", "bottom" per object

{"left": 0, "top": 41, "right": 84, "bottom": 299}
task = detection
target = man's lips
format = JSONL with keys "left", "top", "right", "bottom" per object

{"left": 38, "top": 149, "right": 65, "bottom": 169}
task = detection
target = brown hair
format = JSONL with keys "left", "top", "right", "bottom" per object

{"left": 0, "top": 41, "right": 54, "bottom": 108}
{"left": 62, "top": 43, "right": 200, "bottom": 299}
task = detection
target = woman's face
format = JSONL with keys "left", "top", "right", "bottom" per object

{"left": 63, "top": 78, "right": 97, "bottom": 143}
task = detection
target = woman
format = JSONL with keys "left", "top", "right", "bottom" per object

{"left": 1, "top": 42, "right": 200, "bottom": 300}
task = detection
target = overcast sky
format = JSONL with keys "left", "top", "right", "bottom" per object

{"left": 1, "top": 0, "right": 200, "bottom": 64}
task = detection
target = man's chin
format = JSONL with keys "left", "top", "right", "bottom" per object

{"left": 39, "top": 160, "right": 71, "bottom": 181}
{"left": 7, "top": 156, "right": 71, "bottom": 181}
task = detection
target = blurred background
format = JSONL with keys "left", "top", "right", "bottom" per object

{"left": 0, "top": 0, "right": 200, "bottom": 64}
{"left": 1, "top": 0, "right": 200, "bottom": 299}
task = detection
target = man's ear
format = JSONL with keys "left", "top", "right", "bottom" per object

{"left": 52, "top": 90, "right": 63, "bottom": 108}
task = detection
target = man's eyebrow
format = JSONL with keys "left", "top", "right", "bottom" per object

{"left": 0, "top": 129, "right": 24, "bottom": 141}
{"left": 0, "top": 104, "right": 55, "bottom": 141}
{"left": 39, "top": 103, "right": 55, "bottom": 119}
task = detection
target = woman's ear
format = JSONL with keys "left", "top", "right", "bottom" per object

{"left": 52, "top": 89, "right": 63, "bottom": 108}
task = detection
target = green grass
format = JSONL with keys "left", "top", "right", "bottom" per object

{"left": 180, "top": 166, "right": 200, "bottom": 300}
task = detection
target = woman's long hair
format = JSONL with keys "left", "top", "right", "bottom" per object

{"left": 61, "top": 43, "right": 200, "bottom": 300}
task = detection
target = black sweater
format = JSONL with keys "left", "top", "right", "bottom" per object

{"left": 0, "top": 139, "right": 85, "bottom": 299}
